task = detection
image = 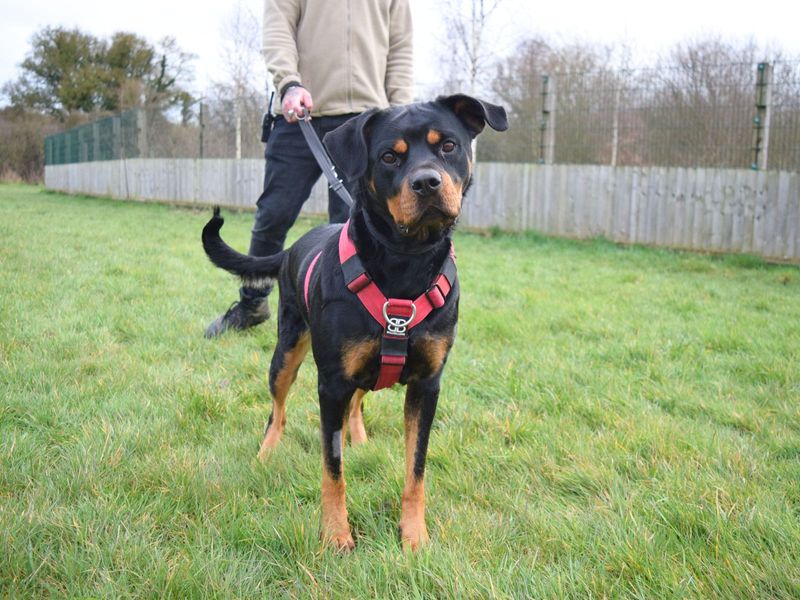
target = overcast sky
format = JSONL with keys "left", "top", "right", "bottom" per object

{"left": 2, "top": 0, "right": 799, "bottom": 104}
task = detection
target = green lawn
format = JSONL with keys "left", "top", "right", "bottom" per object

{"left": 1, "top": 183, "right": 799, "bottom": 598}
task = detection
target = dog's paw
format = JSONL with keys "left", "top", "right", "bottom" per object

{"left": 321, "top": 529, "right": 356, "bottom": 553}
{"left": 257, "top": 434, "right": 281, "bottom": 461}
{"left": 256, "top": 418, "right": 285, "bottom": 461}
{"left": 399, "top": 521, "right": 429, "bottom": 552}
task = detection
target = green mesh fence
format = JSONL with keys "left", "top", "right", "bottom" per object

{"left": 44, "top": 110, "right": 140, "bottom": 165}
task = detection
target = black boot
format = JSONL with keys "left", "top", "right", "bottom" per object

{"left": 204, "top": 285, "right": 272, "bottom": 338}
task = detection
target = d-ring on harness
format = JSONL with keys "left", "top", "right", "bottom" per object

{"left": 304, "top": 221, "right": 457, "bottom": 390}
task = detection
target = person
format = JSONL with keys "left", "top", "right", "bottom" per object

{"left": 205, "top": 0, "right": 414, "bottom": 338}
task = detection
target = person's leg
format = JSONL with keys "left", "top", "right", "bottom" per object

{"left": 205, "top": 117, "right": 321, "bottom": 338}
{"left": 250, "top": 116, "right": 324, "bottom": 256}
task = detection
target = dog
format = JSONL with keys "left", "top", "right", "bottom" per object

{"left": 202, "top": 94, "right": 507, "bottom": 551}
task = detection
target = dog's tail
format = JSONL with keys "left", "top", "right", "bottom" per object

{"left": 202, "top": 207, "right": 284, "bottom": 289}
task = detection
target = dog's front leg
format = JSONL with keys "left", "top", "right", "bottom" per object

{"left": 400, "top": 378, "right": 440, "bottom": 551}
{"left": 319, "top": 379, "right": 357, "bottom": 551}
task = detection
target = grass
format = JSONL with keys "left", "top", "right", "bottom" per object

{"left": 1, "top": 183, "right": 799, "bottom": 598}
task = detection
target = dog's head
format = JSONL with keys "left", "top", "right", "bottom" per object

{"left": 324, "top": 94, "right": 508, "bottom": 240}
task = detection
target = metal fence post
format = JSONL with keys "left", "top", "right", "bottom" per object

{"left": 92, "top": 120, "right": 100, "bottom": 162}
{"left": 752, "top": 62, "right": 772, "bottom": 170}
{"left": 137, "top": 109, "right": 149, "bottom": 158}
{"left": 199, "top": 101, "right": 205, "bottom": 160}
{"left": 611, "top": 82, "right": 621, "bottom": 167}
{"left": 112, "top": 115, "right": 122, "bottom": 159}
{"left": 539, "top": 74, "right": 556, "bottom": 164}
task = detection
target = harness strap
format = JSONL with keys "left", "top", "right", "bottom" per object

{"left": 302, "top": 222, "right": 457, "bottom": 391}
{"left": 337, "top": 225, "right": 456, "bottom": 330}
{"left": 338, "top": 222, "right": 456, "bottom": 390}
{"left": 304, "top": 250, "right": 323, "bottom": 311}
{"left": 375, "top": 299, "right": 416, "bottom": 390}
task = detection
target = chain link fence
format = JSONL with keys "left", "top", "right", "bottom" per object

{"left": 44, "top": 111, "right": 139, "bottom": 165}
{"left": 534, "top": 60, "right": 800, "bottom": 171}
{"left": 44, "top": 92, "right": 268, "bottom": 165}
{"left": 45, "top": 61, "right": 800, "bottom": 172}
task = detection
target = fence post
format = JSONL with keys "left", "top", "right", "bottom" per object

{"left": 79, "top": 125, "right": 87, "bottom": 163}
{"left": 112, "top": 115, "right": 121, "bottom": 159}
{"left": 539, "top": 74, "right": 556, "bottom": 164}
{"left": 137, "top": 109, "right": 149, "bottom": 158}
{"left": 752, "top": 62, "right": 772, "bottom": 170}
{"left": 611, "top": 82, "right": 621, "bottom": 167}
{"left": 92, "top": 120, "right": 100, "bottom": 162}
{"left": 199, "top": 101, "right": 205, "bottom": 159}
{"left": 235, "top": 96, "right": 242, "bottom": 160}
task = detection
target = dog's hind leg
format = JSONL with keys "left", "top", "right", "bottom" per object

{"left": 347, "top": 389, "right": 368, "bottom": 446}
{"left": 257, "top": 305, "right": 310, "bottom": 460}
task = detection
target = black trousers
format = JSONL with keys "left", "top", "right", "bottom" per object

{"left": 248, "top": 114, "right": 357, "bottom": 258}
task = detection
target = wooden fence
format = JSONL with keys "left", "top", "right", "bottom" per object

{"left": 45, "top": 159, "right": 799, "bottom": 262}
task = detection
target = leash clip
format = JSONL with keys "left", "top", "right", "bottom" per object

{"left": 382, "top": 302, "right": 416, "bottom": 336}
{"left": 287, "top": 106, "right": 310, "bottom": 121}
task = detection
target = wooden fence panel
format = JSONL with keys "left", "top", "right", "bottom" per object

{"left": 45, "top": 160, "right": 800, "bottom": 262}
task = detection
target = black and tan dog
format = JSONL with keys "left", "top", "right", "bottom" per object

{"left": 202, "top": 94, "right": 507, "bottom": 551}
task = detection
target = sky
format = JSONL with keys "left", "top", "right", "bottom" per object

{"left": 2, "top": 0, "right": 799, "bottom": 105}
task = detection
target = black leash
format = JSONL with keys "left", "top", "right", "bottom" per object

{"left": 292, "top": 108, "right": 354, "bottom": 207}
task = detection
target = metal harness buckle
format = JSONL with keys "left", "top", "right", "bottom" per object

{"left": 382, "top": 302, "right": 417, "bottom": 337}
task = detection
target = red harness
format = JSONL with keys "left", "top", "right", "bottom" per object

{"left": 304, "top": 221, "right": 457, "bottom": 390}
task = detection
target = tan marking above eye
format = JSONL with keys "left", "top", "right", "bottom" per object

{"left": 426, "top": 130, "right": 442, "bottom": 145}
{"left": 393, "top": 139, "right": 409, "bottom": 154}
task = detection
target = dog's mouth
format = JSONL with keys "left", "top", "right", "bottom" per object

{"left": 386, "top": 174, "right": 463, "bottom": 238}
{"left": 396, "top": 203, "right": 460, "bottom": 238}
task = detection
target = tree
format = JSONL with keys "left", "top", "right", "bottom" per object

{"left": 199, "top": 0, "right": 268, "bottom": 159}
{"left": 483, "top": 37, "right": 619, "bottom": 163}
{"left": 0, "top": 106, "right": 59, "bottom": 181}
{"left": 644, "top": 37, "right": 766, "bottom": 167}
{"left": 436, "top": 0, "right": 507, "bottom": 96}
{"left": 3, "top": 27, "right": 103, "bottom": 117}
{"left": 101, "top": 32, "right": 155, "bottom": 110}
{"left": 2, "top": 26, "right": 195, "bottom": 120}
{"left": 146, "top": 37, "right": 196, "bottom": 113}
{"left": 217, "top": 0, "right": 267, "bottom": 158}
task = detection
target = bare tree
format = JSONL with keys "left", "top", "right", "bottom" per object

{"left": 217, "top": 0, "right": 267, "bottom": 159}
{"left": 437, "top": 0, "right": 507, "bottom": 96}
{"left": 642, "top": 37, "right": 764, "bottom": 167}
{"left": 484, "top": 37, "right": 620, "bottom": 163}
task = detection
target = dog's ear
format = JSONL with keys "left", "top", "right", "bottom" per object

{"left": 436, "top": 94, "right": 509, "bottom": 137}
{"left": 323, "top": 108, "right": 380, "bottom": 181}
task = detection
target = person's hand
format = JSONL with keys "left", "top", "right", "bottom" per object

{"left": 282, "top": 86, "right": 313, "bottom": 122}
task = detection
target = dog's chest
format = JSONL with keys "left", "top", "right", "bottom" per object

{"left": 340, "top": 330, "right": 454, "bottom": 385}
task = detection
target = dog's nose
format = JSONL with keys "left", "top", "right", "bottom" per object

{"left": 410, "top": 169, "right": 442, "bottom": 196}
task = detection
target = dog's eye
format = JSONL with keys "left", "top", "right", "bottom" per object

{"left": 380, "top": 151, "right": 397, "bottom": 164}
{"left": 441, "top": 141, "right": 456, "bottom": 153}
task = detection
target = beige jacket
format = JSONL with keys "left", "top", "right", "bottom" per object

{"left": 263, "top": 0, "right": 414, "bottom": 116}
